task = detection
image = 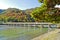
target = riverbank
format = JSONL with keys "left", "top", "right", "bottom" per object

{"left": 54, "top": 31, "right": 60, "bottom": 40}
{"left": 31, "top": 29, "right": 60, "bottom": 40}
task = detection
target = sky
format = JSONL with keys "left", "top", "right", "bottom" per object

{"left": 0, "top": 0, "right": 41, "bottom": 10}
{"left": 0, "top": 0, "right": 60, "bottom": 10}
{"left": 55, "top": 5, "right": 60, "bottom": 8}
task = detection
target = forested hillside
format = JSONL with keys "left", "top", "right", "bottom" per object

{"left": 0, "top": 8, "right": 35, "bottom": 22}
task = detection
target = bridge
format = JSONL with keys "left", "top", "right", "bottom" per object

{"left": 3, "top": 22, "right": 58, "bottom": 28}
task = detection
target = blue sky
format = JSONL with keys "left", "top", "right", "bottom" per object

{"left": 0, "top": 0, "right": 41, "bottom": 10}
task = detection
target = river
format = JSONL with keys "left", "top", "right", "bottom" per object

{"left": 0, "top": 25, "right": 48, "bottom": 40}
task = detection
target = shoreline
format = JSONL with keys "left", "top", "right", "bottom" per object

{"left": 31, "top": 29, "right": 60, "bottom": 40}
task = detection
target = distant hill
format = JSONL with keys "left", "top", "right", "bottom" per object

{"left": 0, "top": 9, "right": 5, "bottom": 13}
{"left": 0, "top": 8, "right": 35, "bottom": 22}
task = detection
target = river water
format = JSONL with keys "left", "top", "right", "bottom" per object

{"left": 0, "top": 25, "right": 48, "bottom": 40}
{"left": 0, "top": 24, "right": 57, "bottom": 40}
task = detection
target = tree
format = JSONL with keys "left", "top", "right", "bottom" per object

{"left": 31, "top": 0, "right": 60, "bottom": 23}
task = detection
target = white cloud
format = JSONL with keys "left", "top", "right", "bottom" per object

{"left": 0, "top": 3, "right": 9, "bottom": 9}
{"left": 0, "top": 0, "right": 9, "bottom": 9}
{"left": 0, "top": 0, "right": 19, "bottom": 9}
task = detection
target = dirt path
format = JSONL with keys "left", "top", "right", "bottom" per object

{"left": 31, "top": 29, "right": 60, "bottom": 40}
{"left": 53, "top": 31, "right": 60, "bottom": 40}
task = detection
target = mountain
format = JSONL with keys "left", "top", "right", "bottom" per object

{"left": 0, "top": 8, "right": 35, "bottom": 22}
{"left": 0, "top": 9, "right": 5, "bottom": 13}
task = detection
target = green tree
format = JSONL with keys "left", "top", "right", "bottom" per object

{"left": 31, "top": 0, "right": 60, "bottom": 23}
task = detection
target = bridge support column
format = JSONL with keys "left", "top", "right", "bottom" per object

{"left": 48, "top": 24, "right": 51, "bottom": 32}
